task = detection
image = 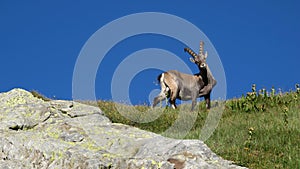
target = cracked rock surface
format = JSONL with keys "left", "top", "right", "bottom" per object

{"left": 0, "top": 88, "right": 247, "bottom": 169}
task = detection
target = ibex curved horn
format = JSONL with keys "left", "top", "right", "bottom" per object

{"left": 199, "top": 41, "right": 208, "bottom": 59}
{"left": 199, "top": 41, "right": 204, "bottom": 56}
{"left": 184, "top": 47, "right": 198, "bottom": 58}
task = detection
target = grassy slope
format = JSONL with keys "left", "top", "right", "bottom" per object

{"left": 84, "top": 87, "right": 299, "bottom": 169}
{"left": 206, "top": 93, "right": 300, "bottom": 168}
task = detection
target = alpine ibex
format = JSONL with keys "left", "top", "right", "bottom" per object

{"left": 152, "top": 41, "right": 216, "bottom": 110}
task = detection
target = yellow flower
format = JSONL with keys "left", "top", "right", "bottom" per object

{"left": 249, "top": 127, "right": 254, "bottom": 131}
{"left": 244, "top": 147, "right": 249, "bottom": 151}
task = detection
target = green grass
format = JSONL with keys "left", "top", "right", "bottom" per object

{"left": 91, "top": 85, "right": 300, "bottom": 169}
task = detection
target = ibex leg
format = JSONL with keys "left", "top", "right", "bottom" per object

{"left": 191, "top": 92, "right": 198, "bottom": 111}
{"left": 169, "top": 89, "right": 178, "bottom": 109}
{"left": 204, "top": 93, "right": 211, "bottom": 109}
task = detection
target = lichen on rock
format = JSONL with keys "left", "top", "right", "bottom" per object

{"left": 0, "top": 88, "right": 247, "bottom": 169}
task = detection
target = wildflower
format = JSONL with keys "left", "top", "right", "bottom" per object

{"left": 283, "top": 106, "right": 289, "bottom": 113}
{"left": 296, "top": 84, "right": 300, "bottom": 93}
{"left": 252, "top": 84, "right": 256, "bottom": 92}
{"left": 244, "top": 147, "right": 249, "bottom": 151}
{"left": 271, "top": 86, "right": 275, "bottom": 97}
{"left": 248, "top": 127, "right": 254, "bottom": 135}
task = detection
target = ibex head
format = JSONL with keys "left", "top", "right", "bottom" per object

{"left": 184, "top": 41, "right": 208, "bottom": 69}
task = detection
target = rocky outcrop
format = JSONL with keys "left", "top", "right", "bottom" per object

{"left": 0, "top": 88, "right": 246, "bottom": 169}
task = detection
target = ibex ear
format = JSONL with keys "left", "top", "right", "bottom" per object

{"left": 190, "top": 57, "right": 195, "bottom": 63}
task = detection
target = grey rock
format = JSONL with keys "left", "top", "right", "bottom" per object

{"left": 0, "top": 88, "right": 247, "bottom": 169}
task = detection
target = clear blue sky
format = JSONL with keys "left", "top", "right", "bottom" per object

{"left": 1, "top": 1, "right": 299, "bottom": 105}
